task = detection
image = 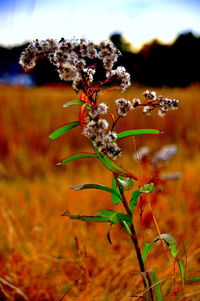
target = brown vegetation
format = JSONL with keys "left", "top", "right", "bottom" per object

{"left": 0, "top": 84, "right": 199, "bottom": 300}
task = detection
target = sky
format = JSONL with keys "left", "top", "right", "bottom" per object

{"left": 0, "top": 0, "right": 200, "bottom": 50}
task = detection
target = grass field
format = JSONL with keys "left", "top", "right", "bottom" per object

{"left": 0, "top": 84, "right": 199, "bottom": 300}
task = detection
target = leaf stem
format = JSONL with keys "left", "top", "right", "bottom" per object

{"left": 116, "top": 178, "right": 154, "bottom": 300}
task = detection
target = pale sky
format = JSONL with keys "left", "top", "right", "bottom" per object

{"left": 0, "top": 0, "right": 200, "bottom": 50}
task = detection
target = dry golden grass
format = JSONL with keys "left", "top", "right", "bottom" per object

{"left": 0, "top": 84, "right": 199, "bottom": 300}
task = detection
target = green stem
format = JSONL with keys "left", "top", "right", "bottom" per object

{"left": 116, "top": 178, "right": 154, "bottom": 300}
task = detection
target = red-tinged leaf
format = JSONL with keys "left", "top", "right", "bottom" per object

{"left": 56, "top": 152, "right": 97, "bottom": 165}
{"left": 79, "top": 92, "right": 93, "bottom": 104}
{"left": 79, "top": 92, "right": 89, "bottom": 102}
{"left": 98, "top": 86, "right": 121, "bottom": 97}
{"left": 48, "top": 121, "right": 80, "bottom": 140}
{"left": 93, "top": 144, "right": 137, "bottom": 179}
{"left": 79, "top": 103, "right": 87, "bottom": 129}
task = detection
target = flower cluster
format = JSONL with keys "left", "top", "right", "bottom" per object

{"left": 142, "top": 90, "right": 179, "bottom": 116}
{"left": 83, "top": 104, "right": 122, "bottom": 159}
{"left": 115, "top": 98, "right": 133, "bottom": 117}
{"left": 19, "top": 38, "right": 131, "bottom": 93}
{"left": 109, "top": 66, "right": 131, "bottom": 92}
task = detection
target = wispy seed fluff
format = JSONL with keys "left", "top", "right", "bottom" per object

{"left": 89, "top": 103, "right": 109, "bottom": 118}
{"left": 115, "top": 98, "right": 133, "bottom": 117}
{"left": 19, "top": 38, "right": 131, "bottom": 93}
{"left": 142, "top": 90, "right": 179, "bottom": 117}
{"left": 82, "top": 102, "right": 122, "bottom": 159}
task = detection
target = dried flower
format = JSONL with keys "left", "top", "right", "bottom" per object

{"left": 19, "top": 38, "right": 131, "bottom": 94}
{"left": 152, "top": 144, "right": 178, "bottom": 164}
{"left": 109, "top": 66, "right": 131, "bottom": 91}
{"left": 115, "top": 98, "right": 133, "bottom": 117}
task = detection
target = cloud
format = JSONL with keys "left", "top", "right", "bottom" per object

{"left": 1, "top": 0, "right": 200, "bottom": 48}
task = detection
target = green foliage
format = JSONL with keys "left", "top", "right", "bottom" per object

{"left": 117, "top": 129, "right": 161, "bottom": 139}
{"left": 130, "top": 183, "right": 154, "bottom": 213}
{"left": 117, "top": 177, "right": 134, "bottom": 191}
{"left": 148, "top": 270, "right": 163, "bottom": 301}
{"left": 57, "top": 152, "right": 97, "bottom": 165}
{"left": 70, "top": 183, "right": 122, "bottom": 202}
{"left": 49, "top": 121, "right": 80, "bottom": 140}
{"left": 186, "top": 277, "right": 200, "bottom": 282}
{"left": 111, "top": 176, "right": 122, "bottom": 204}
{"left": 142, "top": 243, "right": 154, "bottom": 264}
{"left": 93, "top": 143, "right": 137, "bottom": 179}
{"left": 63, "top": 209, "right": 132, "bottom": 227}
{"left": 178, "top": 259, "right": 185, "bottom": 288}
{"left": 63, "top": 99, "right": 86, "bottom": 107}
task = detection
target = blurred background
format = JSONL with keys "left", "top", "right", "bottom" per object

{"left": 0, "top": 1, "right": 200, "bottom": 300}
{"left": 0, "top": 0, "right": 200, "bottom": 86}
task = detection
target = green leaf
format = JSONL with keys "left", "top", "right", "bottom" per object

{"left": 62, "top": 209, "right": 132, "bottom": 227}
{"left": 116, "top": 213, "right": 132, "bottom": 226}
{"left": 49, "top": 121, "right": 80, "bottom": 140}
{"left": 178, "top": 260, "right": 185, "bottom": 288}
{"left": 120, "top": 220, "right": 132, "bottom": 235}
{"left": 142, "top": 243, "right": 154, "bottom": 264}
{"left": 130, "top": 183, "right": 154, "bottom": 213}
{"left": 92, "top": 143, "right": 137, "bottom": 179}
{"left": 118, "top": 129, "right": 161, "bottom": 139}
{"left": 140, "top": 183, "right": 154, "bottom": 193}
{"left": 186, "top": 277, "right": 200, "bottom": 282}
{"left": 130, "top": 191, "right": 142, "bottom": 213}
{"left": 71, "top": 183, "right": 122, "bottom": 201}
{"left": 112, "top": 176, "right": 122, "bottom": 204}
{"left": 154, "top": 233, "right": 178, "bottom": 257}
{"left": 57, "top": 152, "right": 97, "bottom": 165}
{"left": 118, "top": 177, "right": 134, "bottom": 191}
{"left": 95, "top": 209, "right": 118, "bottom": 224}
{"left": 148, "top": 270, "right": 163, "bottom": 301}
{"left": 63, "top": 100, "right": 85, "bottom": 107}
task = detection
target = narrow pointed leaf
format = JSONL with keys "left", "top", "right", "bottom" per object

{"left": 49, "top": 121, "right": 79, "bottom": 140}
{"left": 57, "top": 152, "right": 97, "bottom": 165}
{"left": 130, "top": 191, "right": 142, "bottom": 213}
{"left": 186, "top": 277, "right": 200, "bottom": 282}
{"left": 62, "top": 211, "right": 113, "bottom": 223}
{"left": 63, "top": 100, "right": 85, "bottom": 107}
{"left": 62, "top": 210, "right": 132, "bottom": 229}
{"left": 79, "top": 103, "right": 88, "bottom": 129}
{"left": 142, "top": 243, "right": 154, "bottom": 264}
{"left": 148, "top": 270, "right": 163, "bottom": 301}
{"left": 118, "top": 129, "right": 161, "bottom": 139}
{"left": 98, "top": 86, "right": 121, "bottom": 97}
{"left": 93, "top": 143, "right": 137, "bottom": 179}
{"left": 112, "top": 176, "right": 122, "bottom": 204}
{"left": 71, "top": 183, "right": 122, "bottom": 201}
{"left": 178, "top": 260, "right": 185, "bottom": 288}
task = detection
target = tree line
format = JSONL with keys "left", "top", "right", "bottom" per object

{"left": 0, "top": 31, "right": 199, "bottom": 87}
